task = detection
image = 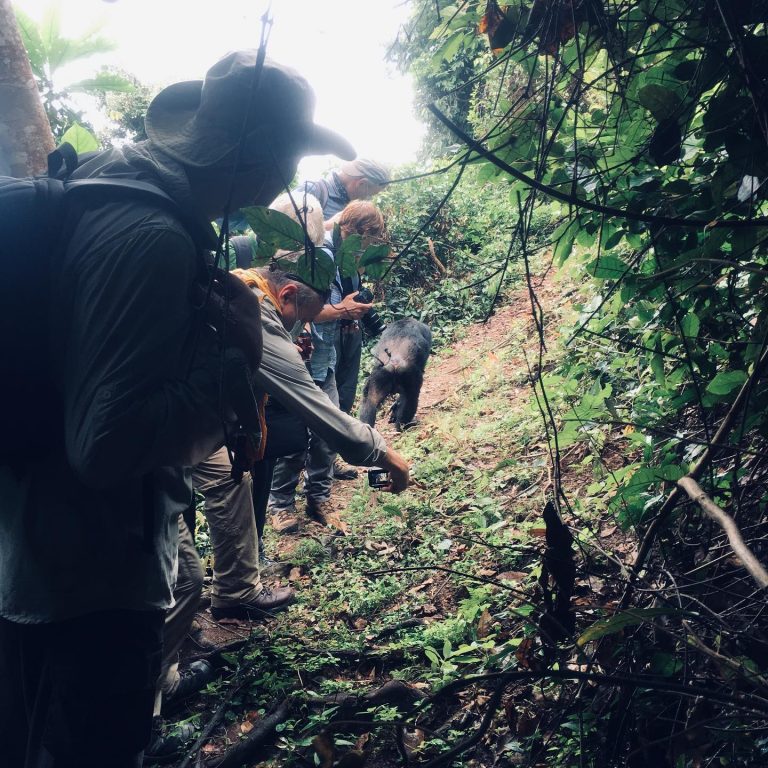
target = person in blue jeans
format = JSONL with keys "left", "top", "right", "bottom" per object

{"left": 269, "top": 201, "right": 386, "bottom": 528}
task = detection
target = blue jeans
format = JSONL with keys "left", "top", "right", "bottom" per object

{"left": 269, "top": 370, "right": 339, "bottom": 508}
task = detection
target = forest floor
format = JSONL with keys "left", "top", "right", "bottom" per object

{"left": 168, "top": 262, "right": 639, "bottom": 768}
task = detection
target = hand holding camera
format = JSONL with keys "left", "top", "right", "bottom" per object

{"left": 353, "top": 287, "right": 387, "bottom": 337}
{"left": 369, "top": 447, "right": 410, "bottom": 493}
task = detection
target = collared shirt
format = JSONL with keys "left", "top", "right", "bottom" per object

{"left": 308, "top": 260, "right": 342, "bottom": 382}
{"left": 294, "top": 171, "right": 349, "bottom": 221}
{"left": 252, "top": 289, "right": 386, "bottom": 466}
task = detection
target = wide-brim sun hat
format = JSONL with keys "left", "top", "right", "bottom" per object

{"left": 146, "top": 50, "right": 355, "bottom": 168}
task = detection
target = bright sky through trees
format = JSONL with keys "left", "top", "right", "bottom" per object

{"left": 12, "top": 0, "right": 426, "bottom": 179}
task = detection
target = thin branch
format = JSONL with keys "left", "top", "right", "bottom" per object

{"left": 621, "top": 338, "right": 768, "bottom": 608}
{"left": 677, "top": 476, "right": 768, "bottom": 590}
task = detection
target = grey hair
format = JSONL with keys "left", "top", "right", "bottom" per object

{"left": 258, "top": 266, "right": 325, "bottom": 309}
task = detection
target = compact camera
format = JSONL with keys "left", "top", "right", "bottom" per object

{"left": 296, "top": 330, "right": 313, "bottom": 361}
{"left": 354, "top": 287, "right": 387, "bottom": 337}
{"left": 367, "top": 467, "right": 390, "bottom": 489}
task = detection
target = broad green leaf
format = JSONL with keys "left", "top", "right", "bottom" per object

{"left": 359, "top": 243, "right": 392, "bottom": 278}
{"left": 707, "top": 370, "right": 748, "bottom": 395}
{"left": 651, "top": 352, "right": 665, "bottom": 384}
{"left": 335, "top": 233, "right": 363, "bottom": 278}
{"left": 436, "top": 30, "right": 465, "bottom": 63}
{"left": 281, "top": 247, "right": 336, "bottom": 294}
{"left": 577, "top": 608, "right": 684, "bottom": 646}
{"left": 638, "top": 84, "right": 681, "bottom": 121}
{"left": 680, "top": 313, "right": 700, "bottom": 339}
{"left": 69, "top": 72, "right": 136, "bottom": 94}
{"left": 587, "top": 255, "right": 628, "bottom": 280}
{"left": 241, "top": 207, "right": 305, "bottom": 250}
{"left": 553, "top": 219, "right": 577, "bottom": 265}
{"left": 359, "top": 243, "right": 392, "bottom": 268}
{"left": 59, "top": 123, "right": 99, "bottom": 153}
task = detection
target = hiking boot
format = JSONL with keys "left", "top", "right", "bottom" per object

{"left": 210, "top": 586, "right": 295, "bottom": 620}
{"left": 162, "top": 660, "right": 217, "bottom": 713}
{"left": 333, "top": 459, "right": 359, "bottom": 480}
{"left": 143, "top": 716, "right": 196, "bottom": 765}
{"left": 269, "top": 506, "right": 300, "bottom": 533}
{"left": 306, "top": 499, "right": 348, "bottom": 535}
{"left": 305, "top": 497, "right": 334, "bottom": 526}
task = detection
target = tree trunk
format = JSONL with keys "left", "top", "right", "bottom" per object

{"left": 0, "top": 0, "right": 54, "bottom": 176}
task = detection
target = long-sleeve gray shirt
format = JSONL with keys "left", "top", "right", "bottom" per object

{"left": 252, "top": 287, "right": 386, "bottom": 466}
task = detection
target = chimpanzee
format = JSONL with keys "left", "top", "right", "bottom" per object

{"left": 359, "top": 318, "right": 432, "bottom": 431}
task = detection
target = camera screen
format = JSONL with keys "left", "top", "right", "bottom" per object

{"left": 367, "top": 468, "right": 389, "bottom": 488}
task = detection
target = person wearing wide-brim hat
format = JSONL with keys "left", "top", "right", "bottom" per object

{"left": 0, "top": 49, "right": 402, "bottom": 768}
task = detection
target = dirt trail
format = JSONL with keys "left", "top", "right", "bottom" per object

{"left": 188, "top": 268, "right": 565, "bottom": 649}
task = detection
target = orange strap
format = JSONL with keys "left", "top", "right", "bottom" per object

{"left": 230, "top": 269, "right": 277, "bottom": 463}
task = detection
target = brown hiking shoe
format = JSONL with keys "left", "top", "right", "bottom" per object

{"left": 269, "top": 507, "right": 300, "bottom": 534}
{"left": 210, "top": 585, "right": 295, "bottom": 620}
{"left": 306, "top": 498, "right": 348, "bottom": 535}
{"left": 332, "top": 459, "right": 359, "bottom": 480}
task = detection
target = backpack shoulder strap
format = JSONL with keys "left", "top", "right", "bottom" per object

{"left": 63, "top": 177, "right": 177, "bottom": 208}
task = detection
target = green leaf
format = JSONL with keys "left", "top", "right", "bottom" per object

{"left": 59, "top": 123, "right": 99, "bottom": 153}
{"left": 69, "top": 72, "right": 136, "bottom": 94}
{"left": 359, "top": 243, "right": 391, "bottom": 268}
{"left": 650, "top": 353, "right": 666, "bottom": 384}
{"left": 437, "top": 30, "right": 466, "bottom": 62}
{"left": 638, "top": 84, "right": 681, "bottom": 121}
{"left": 587, "top": 255, "right": 628, "bottom": 280}
{"left": 577, "top": 608, "right": 684, "bottom": 646}
{"left": 281, "top": 247, "right": 336, "bottom": 293}
{"left": 707, "top": 370, "right": 748, "bottom": 395}
{"left": 553, "top": 219, "right": 577, "bottom": 265}
{"left": 359, "top": 243, "right": 392, "bottom": 278}
{"left": 241, "top": 207, "right": 305, "bottom": 250}
{"left": 335, "top": 233, "right": 363, "bottom": 278}
{"left": 680, "top": 313, "right": 700, "bottom": 339}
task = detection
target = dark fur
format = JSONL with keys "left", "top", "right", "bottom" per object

{"left": 359, "top": 319, "right": 432, "bottom": 430}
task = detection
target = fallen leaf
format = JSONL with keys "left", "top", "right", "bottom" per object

{"left": 353, "top": 617, "right": 368, "bottom": 631}
{"left": 477, "top": 609, "right": 493, "bottom": 638}
{"left": 422, "top": 603, "right": 438, "bottom": 616}
{"left": 497, "top": 571, "right": 528, "bottom": 582}
{"left": 600, "top": 525, "right": 617, "bottom": 538}
{"left": 402, "top": 727, "right": 426, "bottom": 755}
{"left": 288, "top": 567, "right": 302, "bottom": 582}
{"left": 240, "top": 720, "right": 254, "bottom": 734}
{"left": 325, "top": 513, "right": 349, "bottom": 536}
{"left": 313, "top": 732, "right": 335, "bottom": 768}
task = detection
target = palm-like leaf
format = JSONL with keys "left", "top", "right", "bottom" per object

{"left": 14, "top": 3, "right": 117, "bottom": 81}
{"left": 69, "top": 72, "right": 136, "bottom": 94}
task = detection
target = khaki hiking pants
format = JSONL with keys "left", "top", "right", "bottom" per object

{"left": 192, "top": 446, "right": 262, "bottom": 608}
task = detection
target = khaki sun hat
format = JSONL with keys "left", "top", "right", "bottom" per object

{"left": 145, "top": 50, "right": 355, "bottom": 168}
